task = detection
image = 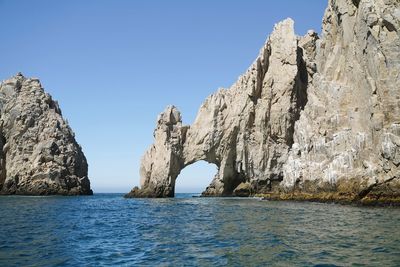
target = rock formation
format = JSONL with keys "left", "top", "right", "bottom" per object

{"left": 126, "top": 0, "right": 400, "bottom": 204}
{"left": 0, "top": 73, "right": 92, "bottom": 195}
{"left": 282, "top": 0, "right": 400, "bottom": 203}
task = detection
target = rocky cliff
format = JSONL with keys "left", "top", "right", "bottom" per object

{"left": 0, "top": 73, "right": 92, "bottom": 195}
{"left": 126, "top": 0, "right": 400, "bottom": 204}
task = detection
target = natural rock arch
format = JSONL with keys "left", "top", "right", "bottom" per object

{"left": 174, "top": 160, "right": 218, "bottom": 194}
{"left": 126, "top": 19, "right": 309, "bottom": 198}
{"left": 126, "top": 0, "right": 400, "bottom": 201}
{"left": 129, "top": 105, "right": 247, "bottom": 198}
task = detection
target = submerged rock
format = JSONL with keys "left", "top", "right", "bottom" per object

{"left": 126, "top": 0, "right": 400, "bottom": 204}
{"left": 0, "top": 73, "right": 92, "bottom": 195}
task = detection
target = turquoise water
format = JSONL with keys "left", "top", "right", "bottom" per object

{"left": 0, "top": 193, "right": 399, "bottom": 266}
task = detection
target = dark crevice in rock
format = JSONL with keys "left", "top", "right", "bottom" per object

{"left": 286, "top": 46, "right": 308, "bottom": 147}
{"left": 270, "top": 173, "right": 284, "bottom": 191}
{"left": 256, "top": 45, "right": 271, "bottom": 101}
{"left": 356, "top": 176, "right": 397, "bottom": 200}
{"left": 352, "top": 0, "right": 360, "bottom": 8}
{"left": 0, "top": 131, "right": 6, "bottom": 191}
{"left": 382, "top": 19, "right": 396, "bottom": 32}
{"left": 221, "top": 126, "right": 242, "bottom": 195}
{"left": 48, "top": 99, "right": 62, "bottom": 115}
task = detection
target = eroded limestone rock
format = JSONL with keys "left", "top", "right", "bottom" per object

{"left": 127, "top": 0, "right": 400, "bottom": 203}
{"left": 0, "top": 73, "right": 92, "bottom": 195}
{"left": 282, "top": 0, "right": 400, "bottom": 201}
{"left": 127, "top": 18, "right": 309, "bottom": 198}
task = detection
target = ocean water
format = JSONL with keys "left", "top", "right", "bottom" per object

{"left": 0, "top": 193, "right": 399, "bottom": 266}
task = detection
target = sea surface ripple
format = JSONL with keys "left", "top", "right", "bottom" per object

{"left": 0, "top": 193, "right": 399, "bottom": 266}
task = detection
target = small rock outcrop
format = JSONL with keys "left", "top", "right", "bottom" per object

{"left": 0, "top": 73, "right": 92, "bottom": 195}
{"left": 126, "top": 0, "right": 400, "bottom": 204}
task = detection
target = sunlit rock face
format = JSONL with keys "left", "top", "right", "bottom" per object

{"left": 0, "top": 73, "right": 92, "bottom": 195}
{"left": 127, "top": 18, "right": 308, "bottom": 198}
{"left": 282, "top": 0, "right": 400, "bottom": 200}
{"left": 127, "top": 0, "right": 400, "bottom": 202}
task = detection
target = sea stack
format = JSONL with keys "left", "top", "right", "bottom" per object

{"left": 0, "top": 73, "right": 92, "bottom": 195}
{"left": 126, "top": 0, "right": 400, "bottom": 204}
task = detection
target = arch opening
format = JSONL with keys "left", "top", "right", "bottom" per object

{"left": 174, "top": 160, "right": 218, "bottom": 195}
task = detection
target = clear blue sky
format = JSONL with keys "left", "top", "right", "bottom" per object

{"left": 0, "top": 0, "right": 327, "bottom": 193}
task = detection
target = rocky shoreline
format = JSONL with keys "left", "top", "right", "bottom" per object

{"left": 231, "top": 177, "right": 400, "bottom": 206}
{"left": 258, "top": 193, "right": 400, "bottom": 207}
